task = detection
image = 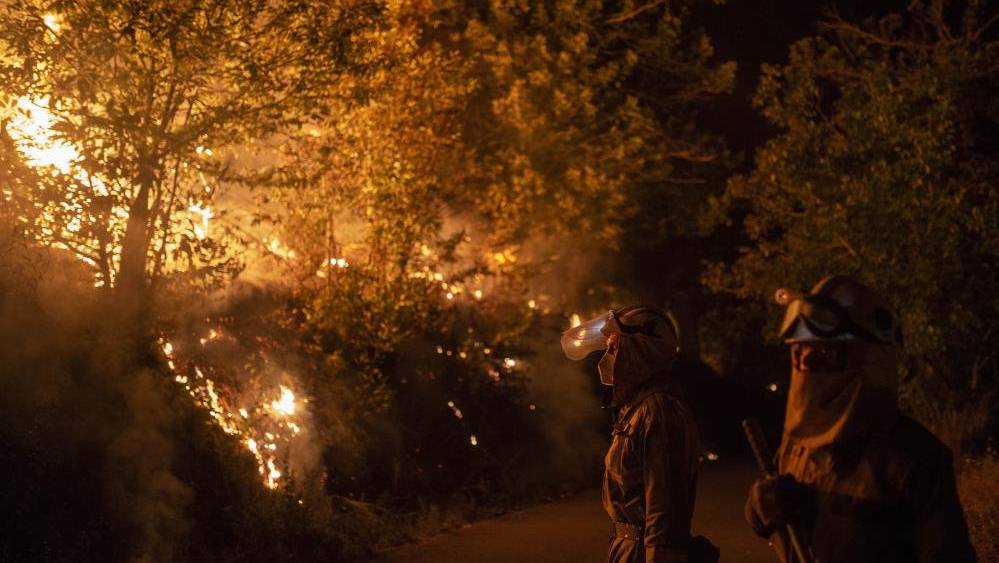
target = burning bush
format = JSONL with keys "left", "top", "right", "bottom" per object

{"left": 0, "top": 236, "right": 346, "bottom": 562}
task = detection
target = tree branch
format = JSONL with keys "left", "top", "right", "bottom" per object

{"left": 606, "top": 0, "right": 666, "bottom": 25}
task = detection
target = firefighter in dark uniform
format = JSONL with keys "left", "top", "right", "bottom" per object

{"left": 562, "top": 306, "right": 717, "bottom": 563}
{"left": 745, "top": 275, "right": 977, "bottom": 563}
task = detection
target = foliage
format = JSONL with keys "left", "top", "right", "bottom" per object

{"left": 703, "top": 0, "right": 999, "bottom": 441}
{"left": 450, "top": 0, "right": 736, "bottom": 246}
{"left": 255, "top": 0, "right": 735, "bottom": 504}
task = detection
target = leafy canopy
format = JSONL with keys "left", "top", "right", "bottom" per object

{"left": 704, "top": 1, "right": 999, "bottom": 429}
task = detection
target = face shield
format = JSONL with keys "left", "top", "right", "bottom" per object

{"left": 560, "top": 311, "right": 619, "bottom": 360}
{"left": 561, "top": 308, "right": 678, "bottom": 390}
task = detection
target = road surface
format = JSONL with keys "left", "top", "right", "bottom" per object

{"left": 369, "top": 461, "right": 773, "bottom": 563}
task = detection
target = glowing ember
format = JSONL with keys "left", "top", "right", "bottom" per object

{"left": 503, "top": 357, "right": 517, "bottom": 369}
{"left": 768, "top": 383, "right": 778, "bottom": 392}
{"left": 266, "top": 459, "right": 282, "bottom": 489}
{"left": 271, "top": 386, "right": 296, "bottom": 416}
{"left": 570, "top": 313, "right": 582, "bottom": 328}
{"left": 492, "top": 248, "right": 517, "bottom": 265}
{"left": 469, "top": 435, "right": 478, "bottom": 446}
{"left": 267, "top": 238, "right": 297, "bottom": 259}
{"left": 42, "top": 12, "right": 62, "bottom": 32}
{"left": 188, "top": 202, "right": 213, "bottom": 240}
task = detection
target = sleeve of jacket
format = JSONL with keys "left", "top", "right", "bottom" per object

{"left": 641, "top": 398, "right": 691, "bottom": 563}
{"left": 906, "top": 448, "right": 977, "bottom": 563}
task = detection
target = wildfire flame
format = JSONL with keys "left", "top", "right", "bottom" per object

{"left": 188, "top": 202, "right": 213, "bottom": 240}
{"left": 159, "top": 336, "right": 307, "bottom": 490}
{"left": 9, "top": 96, "right": 78, "bottom": 174}
{"left": 42, "top": 12, "right": 62, "bottom": 32}
{"left": 271, "top": 386, "right": 296, "bottom": 416}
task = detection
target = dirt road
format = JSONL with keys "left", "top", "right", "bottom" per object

{"left": 369, "top": 461, "right": 774, "bottom": 563}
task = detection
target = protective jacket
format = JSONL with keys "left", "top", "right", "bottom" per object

{"left": 603, "top": 382, "right": 700, "bottom": 563}
{"left": 751, "top": 276, "right": 976, "bottom": 562}
{"left": 755, "top": 414, "right": 977, "bottom": 563}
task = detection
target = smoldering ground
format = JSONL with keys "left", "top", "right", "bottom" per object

{"left": 0, "top": 236, "right": 190, "bottom": 562}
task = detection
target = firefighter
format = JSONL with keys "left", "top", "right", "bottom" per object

{"left": 745, "top": 275, "right": 977, "bottom": 563}
{"left": 562, "top": 305, "right": 717, "bottom": 563}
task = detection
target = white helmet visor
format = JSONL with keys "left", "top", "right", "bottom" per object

{"left": 561, "top": 311, "right": 616, "bottom": 360}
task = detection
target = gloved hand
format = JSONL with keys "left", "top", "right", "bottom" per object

{"left": 744, "top": 474, "right": 808, "bottom": 538}
{"left": 689, "top": 535, "right": 720, "bottom": 563}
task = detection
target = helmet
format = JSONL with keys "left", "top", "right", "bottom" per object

{"left": 560, "top": 305, "right": 680, "bottom": 360}
{"left": 614, "top": 305, "right": 681, "bottom": 350}
{"left": 777, "top": 275, "right": 901, "bottom": 345}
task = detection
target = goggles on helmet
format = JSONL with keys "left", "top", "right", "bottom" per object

{"left": 778, "top": 294, "right": 879, "bottom": 343}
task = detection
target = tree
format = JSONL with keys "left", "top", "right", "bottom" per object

{"left": 451, "top": 0, "right": 736, "bottom": 248}
{"left": 704, "top": 0, "right": 999, "bottom": 447}
{"left": 261, "top": 0, "right": 736, "bottom": 497}
{"left": 0, "top": 0, "right": 360, "bottom": 299}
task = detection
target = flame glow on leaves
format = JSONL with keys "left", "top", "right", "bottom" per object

{"left": 9, "top": 97, "right": 77, "bottom": 173}
{"left": 7, "top": 90, "right": 220, "bottom": 287}
{"left": 6, "top": 95, "right": 120, "bottom": 287}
